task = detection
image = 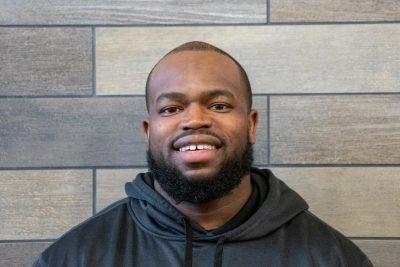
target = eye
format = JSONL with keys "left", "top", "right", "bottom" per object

{"left": 159, "top": 106, "right": 182, "bottom": 116}
{"left": 209, "top": 103, "right": 232, "bottom": 112}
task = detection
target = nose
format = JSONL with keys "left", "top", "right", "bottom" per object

{"left": 181, "top": 104, "right": 211, "bottom": 130}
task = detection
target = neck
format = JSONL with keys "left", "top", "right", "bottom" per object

{"left": 154, "top": 175, "right": 252, "bottom": 230}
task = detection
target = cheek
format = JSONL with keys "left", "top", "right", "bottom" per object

{"left": 148, "top": 121, "right": 173, "bottom": 149}
{"left": 223, "top": 120, "right": 249, "bottom": 144}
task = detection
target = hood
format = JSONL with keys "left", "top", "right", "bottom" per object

{"left": 124, "top": 167, "right": 308, "bottom": 242}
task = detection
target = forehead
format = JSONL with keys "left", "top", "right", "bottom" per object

{"left": 148, "top": 50, "right": 245, "bottom": 102}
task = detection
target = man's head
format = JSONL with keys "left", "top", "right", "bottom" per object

{"left": 145, "top": 41, "right": 252, "bottom": 112}
{"left": 143, "top": 41, "right": 258, "bottom": 204}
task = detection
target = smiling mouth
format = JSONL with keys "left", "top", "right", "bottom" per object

{"left": 178, "top": 144, "right": 216, "bottom": 152}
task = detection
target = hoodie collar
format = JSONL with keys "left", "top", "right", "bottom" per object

{"left": 124, "top": 167, "right": 308, "bottom": 241}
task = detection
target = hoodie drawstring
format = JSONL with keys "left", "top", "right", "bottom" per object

{"left": 184, "top": 218, "right": 225, "bottom": 267}
{"left": 184, "top": 219, "right": 193, "bottom": 267}
{"left": 214, "top": 236, "right": 225, "bottom": 267}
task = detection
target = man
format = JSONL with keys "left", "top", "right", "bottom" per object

{"left": 34, "top": 41, "right": 372, "bottom": 266}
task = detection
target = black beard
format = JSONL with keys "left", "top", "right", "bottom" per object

{"left": 147, "top": 141, "right": 253, "bottom": 204}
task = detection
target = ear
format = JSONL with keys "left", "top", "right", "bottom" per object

{"left": 248, "top": 109, "right": 258, "bottom": 145}
{"left": 143, "top": 119, "right": 150, "bottom": 144}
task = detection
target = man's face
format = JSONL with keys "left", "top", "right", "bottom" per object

{"left": 143, "top": 50, "right": 258, "bottom": 201}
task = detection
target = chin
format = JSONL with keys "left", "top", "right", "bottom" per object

{"left": 180, "top": 168, "right": 220, "bottom": 181}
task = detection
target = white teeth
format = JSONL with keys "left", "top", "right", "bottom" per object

{"left": 179, "top": 144, "right": 216, "bottom": 152}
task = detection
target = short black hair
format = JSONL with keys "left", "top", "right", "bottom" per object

{"left": 145, "top": 41, "right": 252, "bottom": 112}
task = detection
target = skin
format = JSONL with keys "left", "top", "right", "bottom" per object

{"left": 143, "top": 50, "right": 258, "bottom": 230}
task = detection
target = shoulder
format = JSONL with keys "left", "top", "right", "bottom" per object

{"left": 287, "top": 210, "right": 373, "bottom": 266}
{"left": 34, "top": 198, "right": 133, "bottom": 267}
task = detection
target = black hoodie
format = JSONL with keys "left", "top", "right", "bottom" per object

{"left": 33, "top": 168, "right": 372, "bottom": 267}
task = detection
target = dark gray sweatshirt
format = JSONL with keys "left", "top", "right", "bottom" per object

{"left": 33, "top": 168, "right": 372, "bottom": 267}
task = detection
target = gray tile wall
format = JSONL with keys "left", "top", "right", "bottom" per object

{"left": 0, "top": 1, "right": 399, "bottom": 266}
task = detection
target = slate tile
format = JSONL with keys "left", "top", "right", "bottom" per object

{"left": 0, "top": 0, "right": 266, "bottom": 25}
{"left": 0, "top": 170, "right": 92, "bottom": 240}
{"left": 96, "top": 25, "right": 400, "bottom": 95}
{"left": 270, "top": 96, "right": 400, "bottom": 164}
{"left": 0, "top": 28, "right": 92, "bottom": 96}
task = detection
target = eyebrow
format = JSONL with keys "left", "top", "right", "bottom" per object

{"left": 156, "top": 92, "right": 186, "bottom": 104}
{"left": 155, "top": 89, "right": 235, "bottom": 104}
{"left": 202, "top": 89, "right": 235, "bottom": 99}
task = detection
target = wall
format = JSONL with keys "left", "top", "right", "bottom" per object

{"left": 0, "top": 1, "right": 399, "bottom": 266}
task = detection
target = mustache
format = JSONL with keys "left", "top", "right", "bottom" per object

{"left": 171, "top": 129, "right": 225, "bottom": 146}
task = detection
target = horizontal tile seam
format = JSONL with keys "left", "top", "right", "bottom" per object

{"left": 0, "top": 22, "right": 269, "bottom": 28}
{"left": 2, "top": 164, "right": 400, "bottom": 171}
{"left": 270, "top": 20, "right": 400, "bottom": 25}
{"left": 0, "top": 95, "right": 145, "bottom": 99}
{"left": 0, "top": 239, "right": 56, "bottom": 244}
{"left": 349, "top": 237, "right": 400, "bottom": 241}
{"left": 256, "top": 164, "right": 400, "bottom": 168}
{"left": 1, "top": 20, "right": 400, "bottom": 27}
{"left": 1, "top": 92, "right": 400, "bottom": 99}
{"left": 0, "top": 237, "right": 399, "bottom": 243}
{"left": 0, "top": 166, "right": 149, "bottom": 170}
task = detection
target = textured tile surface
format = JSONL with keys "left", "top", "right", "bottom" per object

{"left": 0, "top": 98, "right": 147, "bottom": 167}
{"left": 252, "top": 97, "right": 268, "bottom": 164}
{"left": 0, "top": 242, "right": 51, "bottom": 267}
{"left": 0, "top": 170, "right": 92, "bottom": 240}
{"left": 272, "top": 167, "right": 400, "bottom": 237}
{"left": 271, "top": 0, "right": 400, "bottom": 22}
{"left": 353, "top": 240, "right": 400, "bottom": 267}
{"left": 96, "top": 169, "right": 145, "bottom": 212}
{"left": 0, "top": 96, "right": 266, "bottom": 167}
{"left": 0, "top": 28, "right": 92, "bottom": 96}
{"left": 270, "top": 96, "right": 400, "bottom": 164}
{"left": 0, "top": 0, "right": 266, "bottom": 25}
{"left": 96, "top": 25, "right": 400, "bottom": 95}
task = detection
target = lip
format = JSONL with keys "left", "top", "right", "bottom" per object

{"left": 176, "top": 148, "right": 220, "bottom": 164}
{"left": 173, "top": 134, "right": 222, "bottom": 151}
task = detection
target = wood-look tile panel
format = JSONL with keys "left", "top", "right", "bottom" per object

{"left": 96, "top": 25, "right": 400, "bottom": 95}
{"left": 270, "top": 96, "right": 400, "bottom": 164}
{"left": 0, "top": 98, "right": 147, "bottom": 167}
{"left": 253, "top": 97, "right": 268, "bottom": 164}
{"left": 0, "top": 28, "right": 92, "bottom": 96}
{"left": 0, "top": 170, "right": 92, "bottom": 240}
{"left": 96, "top": 169, "right": 145, "bottom": 212}
{"left": 0, "top": 242, "right": 51, "bottom": 267}
{"left": 0, "top": 96, "right": 266, "bottom": 167}
{"left": 271, "top": 167, "right": 400, "bottom": 237}
{"left": 271, "top": 0, "right": 400, "bottom": 22}
{"left": 0, "top": 0, "right": 266, "bottom": 25}
{"left": 353, "top": 240, "right": 400, "bottom": 267}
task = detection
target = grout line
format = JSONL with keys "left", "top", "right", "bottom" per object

{"left": 0, "top": 22, "right": 267, "bottom": 28}
{"left": 0, "top": 95, "right": 146, "bottom": 99}
{"left": 268, "top": 20, "right": 400, "bottom": 26}
{"left": 0, "top": 239, "right": 56, "bottom": 244}
{"left": 2, "top": 164, "right": 400, "bottom": 171}
{"left": 267, "top": 96, "right": 271, "bottom": 165}
{"left": 1, "top": 20, "right": 400, "bottom": 28}
{"left": 0, "top": 25, "right": 92, "bottom": 28}
{"left": 1, "top": 237, "right": 398, "bottom": 244}
{"left": 1, "top": 92, "right": 400, "bottom": 100}
{"left": 0, "top": 165, "right": 149, "bottom": 171}
{"left": 266, "top": 0, "right": 271, "bottom": 24}
{"left": 255, "top": 164, "right": 400, "bottom": 168}
{"left": 349, "top": 237, "right": 400, "bottom": 241}
{"left": 262, "top": 92, "right": 400, "bottom": 96}
{"left": 92, "top": 26, "right": 96, "bottom": 97}
{"left": 92, "top": 169, "right": 97, "bottom": 215}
